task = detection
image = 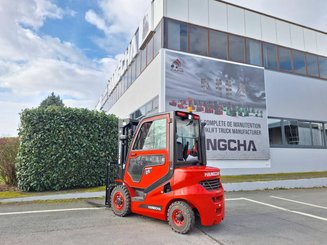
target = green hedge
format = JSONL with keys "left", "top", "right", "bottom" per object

{"left": 16, "top": 107, "right": 118, "bottom": 192}
{"left": 0, "top": 137, "right": 19, "bottom": 186}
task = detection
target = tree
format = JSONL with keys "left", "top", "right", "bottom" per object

{"left": 39, "top": 92, "right": 64, "bottom": 108}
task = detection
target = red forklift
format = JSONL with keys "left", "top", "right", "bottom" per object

{"left": 105, "top": 109, "right": 224, "bottom": 234}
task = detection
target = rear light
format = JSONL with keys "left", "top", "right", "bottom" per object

{"left": 176, "top": 111, "right": 200, "bottom": 120}
{"left": 176, "top": 111, "right": 187, "bottom": 118}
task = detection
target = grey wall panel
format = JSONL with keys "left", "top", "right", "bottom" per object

{"left": 189, "top": 0, "right": 209, "bottom": 26}
{"left": 265, "top": 70, "right": 327, "bottom": 121}
{"left": 166, "top": 0, "right": 188, "bottom": 22}
{"left": 290, "top": 24, "right": 305, "bottom": 50}
{"left": 208, "top": 0, "right": 228, "bottom": 31}
{"left": 317, "top": 32, "right": 327, "bottom": 57}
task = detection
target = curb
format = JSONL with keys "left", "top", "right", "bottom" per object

{"left": 1, "top": 178, "right": 327, "bottom": 203}
{"left": 0, "top": 191, "right": 105, "bottom": 204}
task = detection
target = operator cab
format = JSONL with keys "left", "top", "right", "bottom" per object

{"left": 109, "top": 110, "right": 207, "bottom": 191}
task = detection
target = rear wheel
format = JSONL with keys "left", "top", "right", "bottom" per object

{"left": 167, "top": 201, "right": 195, "bottom": 234}
{"left": 111, "top": 185, "right": 131, "bottom": 217}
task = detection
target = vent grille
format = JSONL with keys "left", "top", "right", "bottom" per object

{"left": 200, "top": 178, "right": 221, "bottom": 191}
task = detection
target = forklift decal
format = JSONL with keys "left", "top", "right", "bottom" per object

{"left": 144, "top": 167, "right": 152, "bottom": 175}
{"left": 204, "top": 171, "right": 220, "bottom": 177}
{"left": 139, "top": 204, "right": 162, "bottom": 211}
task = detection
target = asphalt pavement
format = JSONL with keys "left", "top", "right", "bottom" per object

{"left": 1, "top": 188, "right": 326, "bottom": 245}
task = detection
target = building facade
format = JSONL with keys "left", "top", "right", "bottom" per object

{"left": 96, "top": 0, "right": 327, "bottom": 175}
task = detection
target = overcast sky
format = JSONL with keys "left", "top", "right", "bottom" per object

{"left": 0, "top": 0, "right": 326, "bottom": 137}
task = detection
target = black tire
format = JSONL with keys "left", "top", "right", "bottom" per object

{"left": 110, "top": 185, "right": 131, "bottom": 217}
{"left": 167, "top": 201, "right": 195, "bottom": 234}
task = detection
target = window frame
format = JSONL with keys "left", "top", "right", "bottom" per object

{"left": 131, "top": 115, "right": 169, "bottom": 152}
{"left": 268, "top": 117, "right": 327, "bottom": 149}
{"left": 306, "top": 53, "right": 320, "bottom": 78}
{"left": 228, "top": 34, "right": 246, "bottom": 63}
{"left": 209, "top": 29, "right": 228, "bottom": 60}
{"left": 278, "top": 46, "right": 293, "bottom": 72}
{"left": 189, "top": 24, "right": 209, "bottom": 56}
{"left": 245, "top": 38, "right": 263, "bottom": 67}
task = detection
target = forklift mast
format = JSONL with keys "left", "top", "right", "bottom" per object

{"left": 118, "top": 118, "right": 139, "bottom": 178}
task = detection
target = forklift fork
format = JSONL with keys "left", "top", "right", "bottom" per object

{"left": 105, "top": 161, "right": 119, "bottom": 207}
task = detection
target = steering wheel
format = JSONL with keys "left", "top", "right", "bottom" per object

{"left": 183, "top": 141, "right": 189, "bottom": 160}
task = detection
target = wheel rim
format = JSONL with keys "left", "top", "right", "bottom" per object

{"left": 113, "top": 192, "right": 124, "bottom": 210}
{"left": 172, "top": 209, "right": 185, "bottom": 226}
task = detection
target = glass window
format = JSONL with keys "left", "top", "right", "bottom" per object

{"left": 278, "top": 47, "right": 293, "bottom": 71}
{"left": 146, "top": 37, "right": 154, "bottom": 65}
{"left": 122, "top": 74, "right": 127, "bottom": 91}
{"left": 127, "top": 67, "right": 132, "bottom": 87}
{"left": 284, "top": 120, "right": 312, "bottom": 146}
{"left": 284, "top": 119, "right": 299, "bottom": 145}
{"left": 153, "top": 22, "right": 162, "bottom": 57}
{"left": 164, "top": 19, "right": 188, "bottom": 52}
{"left": 325, "top": 123, "right": 327, "bottom": 146}
{"left": 117, "top": 82, "right": 121, "bottom": 97}
{"left": 143, "top": 119, "right": 166, "bottom": 150}
{"left": 145, "top": 101, "right": 153, "bottom": 114}
{"left": 135, "top": 54, "right": 140, "bottom": 78}
{"left": 268, "top": 118, "right": 283, "bottom": 145}
{"left": 209, "top": 30, "right": 228, "bottom": 60}
{"left": 189, "top": 25, "right": 208, "bottom": 56}
{"left": 120, "top": 82, "right": 123, "bottom": 97}
{"left": 306, "top": 53, "right": 319, "bottom": 77}
{"left": 263, "top": 43, "right": 278, "bottom": 70}
{"left": 311, "top": 122, "right": 324, "bottom": 146}
{"left": 228, "top": 35, "right": 245, "bottom": 63}
{"left": 176, "top": 115, "right": 200, "bottom": 163}
{"left": 292, "top": 50, "right": 306, "bottom": 75}
{"left": 134, "top": 109, "right": 142, "bottom": 119}
{"left": 153, "top": 96, "right": 159, "bottom": 110}
{"left": 141, "top": 48, "right": 147, "bottom": 71}
{"left": 319, "top": 56, "right": 327, "bottom": 79}
{"left": 135, "top": 29, "right": 139, "bottom": 51}
{"left": 133, "top": 118, "right": 167, "bottom": 150}
{"left": 245, "top": 39, "right": 262, "bottom": 66}
{"left": 128, "top": 155, "right": 166, "bottom": 182}
{"left": 131, "top": 61, "right": 135, "bottom": 84}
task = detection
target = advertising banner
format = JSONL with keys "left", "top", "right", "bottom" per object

{"left": 165, "top": 50, "right": 270, "bottom": 160}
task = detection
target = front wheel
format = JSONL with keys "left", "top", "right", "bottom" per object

{"left": 110, "top": 185, "right": 131, "bottom": 217}
{"left": 167, "top": 201, "right": 195, "bottom": 234}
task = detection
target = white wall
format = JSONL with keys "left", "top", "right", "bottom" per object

{"left": 222, "top": 148, "right": 327, "bottom": 175}
{"left": 163, "top": 0, "right": 327, "bottom": 57}
{"left": 153, "top": 0, "right": 164, "bottom": 28}
{"left": 265, "top": 70, "right": 327, "bottom": 121}
{"left": 108, "top": 53, "right": 163, "bottom": 118}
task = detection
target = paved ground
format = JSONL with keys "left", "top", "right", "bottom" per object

{"left": 1, "top": 188, "right": 326, "bottom": 245}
